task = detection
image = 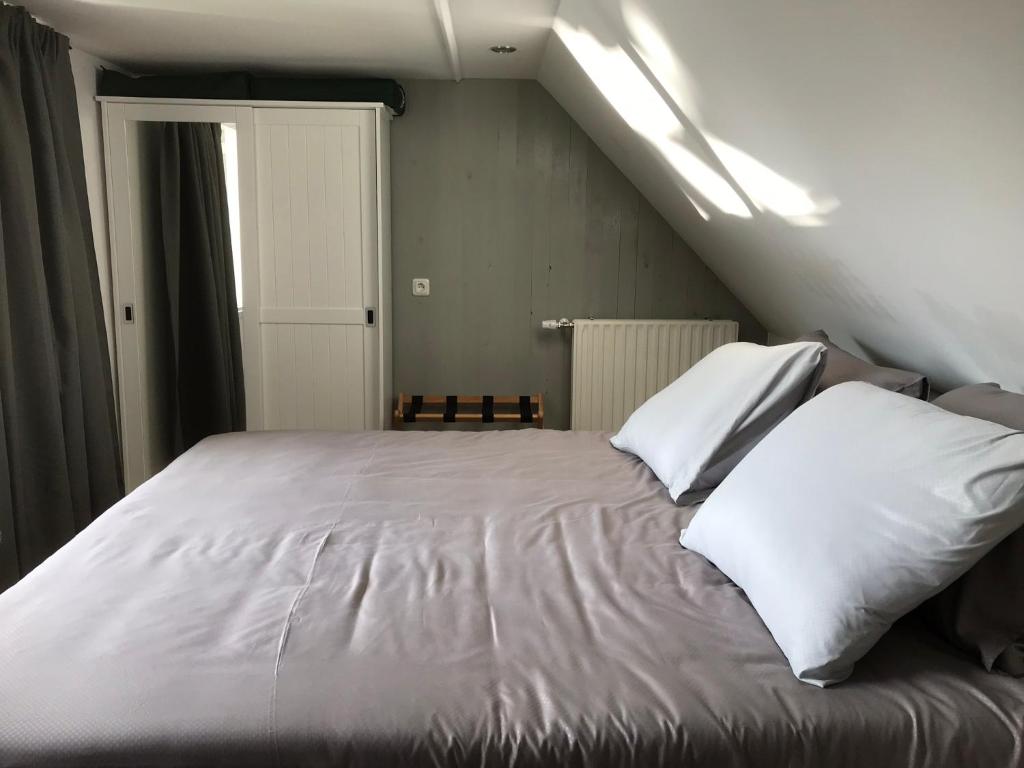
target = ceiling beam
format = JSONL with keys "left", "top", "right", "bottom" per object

{"left": 431, "top": 0, "right": 463, "bottom": 82}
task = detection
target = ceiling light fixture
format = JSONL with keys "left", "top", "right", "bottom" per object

{"left": 489, "top": 45, "right": 517, "bottom": 54}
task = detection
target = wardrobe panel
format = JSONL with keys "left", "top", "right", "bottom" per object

{"left": 254, "top": 107, "right": 379, "bottom": 430}
{"left": 306, "top": 127, "right": 329, "bottom": 309}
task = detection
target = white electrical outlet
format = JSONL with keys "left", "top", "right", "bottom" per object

{"left": 412, "top": 278, "right": 430, "bottom": 296}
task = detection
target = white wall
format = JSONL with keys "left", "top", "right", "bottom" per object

{"left": 540, "top": 0, "right": 1024, "bottom": 393}
{"left": 69, "top": 48, "right": 117, "bottom": 382}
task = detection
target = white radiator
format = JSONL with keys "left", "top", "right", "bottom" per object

{"left": 570, "top": 319, "right": 739, "bottom": 431}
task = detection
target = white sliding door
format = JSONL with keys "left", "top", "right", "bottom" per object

{"left": 252, "top": 108, "right": 380, "bottom": 430}
{"left": 103, "top": 102, "right": 257, "bottom": 492}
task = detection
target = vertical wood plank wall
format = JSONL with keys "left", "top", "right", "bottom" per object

{"left": 392, "top": 80, "right": 765, "bottom": 429}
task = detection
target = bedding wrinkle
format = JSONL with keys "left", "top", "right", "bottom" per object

{"left": 959, "top": 682, "right": 1024, "bottom": 760}
{"left": 478, "top": 517, "right": 513, "bottom": 754}
{"left": 878, "top": 681, "right": 948, "bottom": 767}
{"left": 618, "top": 664, "right": 682, "bottom": 736}
{"left": 282, "top": 429, "right": 386, "bottom": 666}
{"left": 272, "top": 523, "right": 340, "bottom": 678}
{"left": 549, "top": 514, "right": 597, "bottom": 649}
{"left": 269, "top": 520, "right": 338, "bottom": 766}
{"left": 481, "top": 518, "right": 500, "bottom": 652}
{"left": 343, "top": 549, "right": 376, "bottom": 647}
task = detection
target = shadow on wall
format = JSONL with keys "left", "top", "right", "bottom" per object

{"left": 877, "top": 296, "right": 1024, "bottom": 394}
{"left": 552, "top": 3, "right": 839, "bottom": 229}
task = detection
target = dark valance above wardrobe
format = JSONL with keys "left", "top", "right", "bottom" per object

{"left": 98, "top": 70, "right": 406, "bottom": 115}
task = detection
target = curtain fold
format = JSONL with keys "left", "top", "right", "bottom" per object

{"left": 0, "top": 6, "right": 123, "bottom": 590}
{"left": 158, "top": 122, "right": 245, "bottom": 454}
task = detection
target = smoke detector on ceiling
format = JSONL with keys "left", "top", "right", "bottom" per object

{"left": 489, "top": 45, "right": 518, "bottom": 54}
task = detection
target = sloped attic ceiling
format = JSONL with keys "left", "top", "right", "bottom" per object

{"left": 539, "top": 0, "right": 1024, "bottom": 393}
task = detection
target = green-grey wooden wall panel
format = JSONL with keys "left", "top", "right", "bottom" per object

{"left": 392, "top": 80, "right": 765, "bottom": 429}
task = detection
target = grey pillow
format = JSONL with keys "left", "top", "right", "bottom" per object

{"left": 921, "top": 383, "right": 1024, "bottom": 676}
{"left": 681, "top": 382, "right": 1024, "bottom": 686}
{"left": 797, "top": 330, "right": 929, "bottom": 399}
{"left": 932, "top": 382, "right": 1024, "bottom": 429}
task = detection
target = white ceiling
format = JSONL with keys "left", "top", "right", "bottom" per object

{"left": 21, "top": 0, "right": 558, "bottom": 79}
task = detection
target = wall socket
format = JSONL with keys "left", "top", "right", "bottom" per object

{"left": 412, "top": 278, "right": 430, "bottom": 296}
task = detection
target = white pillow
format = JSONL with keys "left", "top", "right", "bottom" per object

{"left": 681, "top": 382, "right": 1024, "bottom": 686}
{"left": 609, "top": 341, "right": 826, "bottom": 502}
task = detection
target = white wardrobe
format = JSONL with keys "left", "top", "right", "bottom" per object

{"left": 102, "top": 99, "right": 393, "bottom": 491}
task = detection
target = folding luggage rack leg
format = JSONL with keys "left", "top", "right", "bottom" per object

{"left": 393, "top": 394, "right": 543, "bottom": 430}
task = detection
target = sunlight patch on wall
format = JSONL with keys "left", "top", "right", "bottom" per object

{"left": 552, "top": 18, "right": 676, "bottom": 143}
{"left": 707, "top": 137, "right": 838, "bottom": 225}
{"left": 683, "top": 192, "right": 711, "bottom": 221}
{"left": 553, "top": 18, "right": 750, "bottom": 219}
{"left": 659, "top": 141, "right": 751, "bottom": 218}
{"left": 555, "top": 8, "right": 838, "bottom": 227}
{"left": 622, "top": 4, "right": 702, "bottom": 123}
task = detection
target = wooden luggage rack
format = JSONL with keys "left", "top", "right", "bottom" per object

{"left": 394, "top": 394, "right": 544, "bottom": 429}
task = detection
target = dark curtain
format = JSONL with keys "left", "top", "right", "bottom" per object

{"left": 158, "top": 122, "right": 245, "bottom": 454}
{"left": 0, "top": 7, "right": 123, "bottom": 590}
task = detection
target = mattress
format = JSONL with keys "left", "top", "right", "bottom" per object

{"left": 0, "top": 430, "right": 1021, "bottom": 767}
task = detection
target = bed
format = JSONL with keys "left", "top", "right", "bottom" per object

{"left": 0, "top": 429, "right": 1021, "bottom": 767}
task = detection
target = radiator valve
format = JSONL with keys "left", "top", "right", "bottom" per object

{"left": 541, "top": 318, "right": 574, "bottom": 330}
